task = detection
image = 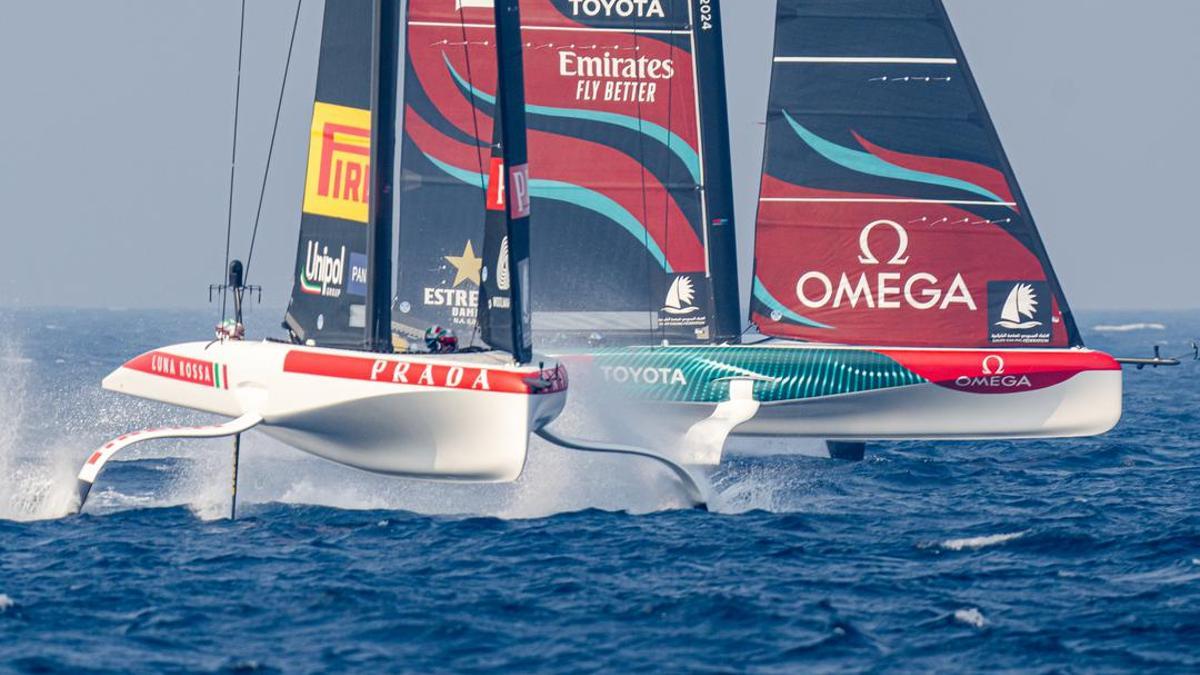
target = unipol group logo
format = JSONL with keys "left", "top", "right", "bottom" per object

{"left": 988, "top": 280, "right": 1052, "bottom": 344}
{"left": 303, "top": 102, "right": 371, "bottom": 223}
{"left": 300, "top": 240, "right": 347, "bottom": 298}
{"left": 794, "top": 220, "right": 976, "bottom": 312}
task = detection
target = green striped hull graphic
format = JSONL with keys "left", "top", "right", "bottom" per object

{"left": 588, "top": 346, "right": 927, "bottom": 404}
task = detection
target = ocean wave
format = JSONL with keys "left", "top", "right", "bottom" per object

{"left": 938, "top": 530, "right": 1028, "bottom": 551}
{"left": 953, "top": 608, "right": 987, "bottom": 628}
{"left": 1092, "top": 323, "right": 1167, "bottom": 333}
{"left": 2, "top": 308, "right": 1199, "bottom": 671}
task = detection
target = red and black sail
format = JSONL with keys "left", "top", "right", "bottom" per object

{"left": 394, "top": 0, "right": 739, "bottom": 346}
{"left": 750, "top": 0, "right": 1081, "bottom": 349}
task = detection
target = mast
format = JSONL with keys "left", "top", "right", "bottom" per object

{"left": 692, "top": 0, "right": 741, "bottom": 343}
{"left": 365, "top": 0, "right": 400, "bottom": 352}
{"left": 489, "top": 0, "right": 533, "bottom": 364}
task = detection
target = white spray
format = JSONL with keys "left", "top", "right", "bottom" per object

{"left": 0, "top": 333, "right": 79, "bottom": 521}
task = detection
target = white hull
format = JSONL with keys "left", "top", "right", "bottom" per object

{"left": 642, "top": 370, "right": 1121, "bottom": 442}
{"left": 734, "top": 371, "right": 1120, "bottom": 441}
{"left": 553, "top": 343, "right": 1123, "bottom": 462}
{"left": 101, "top": 340, "right": 567, "bottom": 481}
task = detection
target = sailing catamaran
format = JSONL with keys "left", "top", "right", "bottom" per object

{"left": 397, "top": 0, "right": 1124, "bottom": 464}
{"left": 72, "top": 0, "right": 572, "bottom": 512}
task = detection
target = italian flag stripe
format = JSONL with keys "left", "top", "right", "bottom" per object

{"left": 213, "top": 363, "right": 222, "bottom": 389}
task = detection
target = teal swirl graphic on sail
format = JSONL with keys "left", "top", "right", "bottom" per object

{"left": 752, "top": 276, "right": 831, "bottom": 330}
{"left": 423, "top": 153, "right": 673, "bottom": 273}
{"left": 782, "top": 111, "right": 1008, "bottom": 204}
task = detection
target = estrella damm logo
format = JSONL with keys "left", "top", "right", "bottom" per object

{"left": 303, "top": 102, "right": 371, "bottom": 223}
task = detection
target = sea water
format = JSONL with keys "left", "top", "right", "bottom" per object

{"left": 1, "top": 307, "right": 1198, "bottom": 672}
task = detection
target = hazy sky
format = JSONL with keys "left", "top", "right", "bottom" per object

{"left": 1, "top": 1, "right": 1197, "bottom": 314}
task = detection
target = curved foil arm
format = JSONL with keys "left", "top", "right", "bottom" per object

{"left": 72, "top": 413, "right": 264, "bottom": 514}
{"left": 535, "top": 428, "right": 712, "bottom": 509}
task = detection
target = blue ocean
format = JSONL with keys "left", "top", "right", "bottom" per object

{"left": 1, "top": 308, "right": 1197, "bottom": 672}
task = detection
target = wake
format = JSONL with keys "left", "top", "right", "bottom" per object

{"left": 1092, "top": 322, "right": 1167, "bottom": 333}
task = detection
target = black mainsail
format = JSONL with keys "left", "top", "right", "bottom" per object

{"left": 285, "top": 0, "right": 393, "bottom": 350}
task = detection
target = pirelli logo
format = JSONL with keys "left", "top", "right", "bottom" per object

{"left": 303, "top": 102, "right": 371, "bottom": 223}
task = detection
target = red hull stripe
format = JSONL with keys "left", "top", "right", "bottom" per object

{"left": 878, "top": 349, "right": 1118, "bottom": 395}
{"left": 124, "top": 351, "right": 228, "bottom": 390}
{"left": 282, "top": 351, "right": 567, "bottom": 396}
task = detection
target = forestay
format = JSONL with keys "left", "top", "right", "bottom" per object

{"left": 750, "top": 0, "right": 1081, "bottom": 349}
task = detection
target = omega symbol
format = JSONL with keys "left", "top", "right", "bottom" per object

{"left": 857, "top": 220, "right": 910, "bottom": 266}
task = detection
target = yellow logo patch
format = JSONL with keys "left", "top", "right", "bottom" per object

{"left": 303, "top": 102, "right": 372, "bottom": 223}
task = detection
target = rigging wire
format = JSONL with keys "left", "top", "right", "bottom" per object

{"left": 630, "top": 28, "right": 655, "bottom": 339}
{"left": 243, "top": 0, "right": 305, "bottom": 287}
{"left": 220, "top": 0, "right": 248, "bottom": 324}
{"left": 456, "top": 12, "right": 488, "bottom": 188}
{"left": 457, "top": 6, "right": 487, "bottom": 351}
{"left": 659, "top": 24, "right": 678, "bottom": 344}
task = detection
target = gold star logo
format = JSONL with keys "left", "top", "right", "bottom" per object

{"left": 444, "top": 240, "right": 482, "bottom": 287}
